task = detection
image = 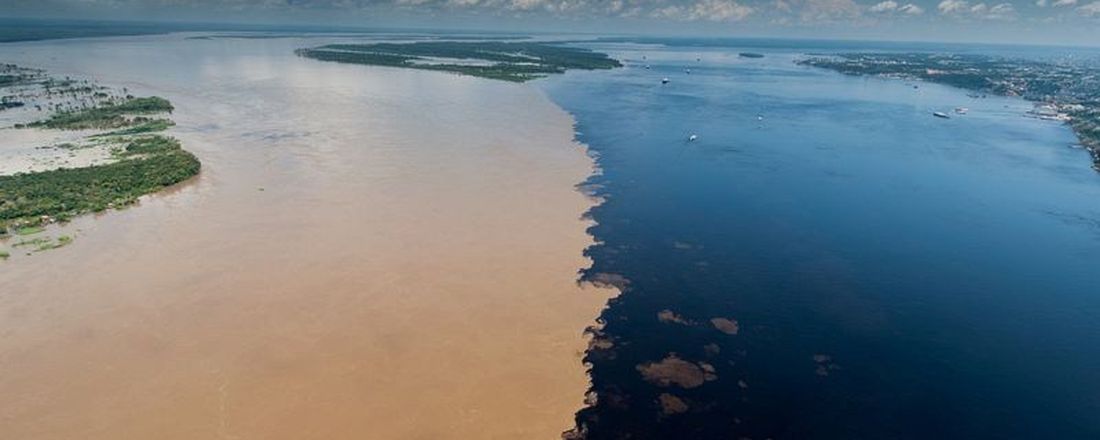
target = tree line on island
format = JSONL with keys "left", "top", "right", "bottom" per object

{"left": 295, "top": 41, "right": 621, "bottom": 82}
{"left": 0, "top": 65, "right": 200, "bottom": 238}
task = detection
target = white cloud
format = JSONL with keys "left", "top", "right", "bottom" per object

{"left": 650, "top": 0, "right": 754, "bottom": 21}
{"left": 938, "top": 0, "right": 1014, "bottom": 18}
{"left": 870, "top": 0, "right": 922, "bottom": 14}
{"left": 508, "top": 0, "right": 541, "bottom": 10}
{"left": 986, "top": 2, "right": 1015, "bottom": 18}
{"left": 690, "top": 0, "right": 754, "bottom": 20}
{"left": 799, "top": 0, "right": 862, "bottom": 22}
{"left": 938, "top": 0, "right": 968, "bottom": 13}
{"left": 7, "top": 0, "right": 1067, "bottom": 26}
{"left": 898, "top": 3, "right": 924, "bottom": 13}
{"left": 1079, "top": 0, "right": 1100, "bottom": 14}
{"left": 870, "top": 0, "right": 898, "bottom": 12}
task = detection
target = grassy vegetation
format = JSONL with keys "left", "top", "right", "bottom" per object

{"left": 21, "top": 96, "right": 173, "bottom": 130}
{"left": 12, "top": 236, "right": 50, "bottom": 248}
{"left": 296, "top": 41, "right": 621, "bottom": 82}
{"left": 91, "top": 118, "right": 174, "bottom": 137}
{"left": 114, "top": 135, "right": 182, "bottom": 157}
{"left": 0, "top": 250, "right": 9, "bottom": 260}
{"left": 35, "top": 235, "right": 73, "bottom": 251}
{"left": 0, "top": 135, "right": 200, "bottom": 230}
{"left": 15, "top": 225, "right": 45, "bottom": 236}
{"left": 7, "top": 235, "right": 71, "bottom": 252}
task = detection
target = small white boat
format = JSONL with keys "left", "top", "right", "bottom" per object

{"left": 661, "top": 77, "right": 670, "bottom": 84}
{"left": 688, "top": 134, "right": 698, "bottom": 142}
{"left": 933, "top": 111, "right": 950, "bottom": 119}
{"left": 955, "top": 107, "right": 969, "bottom": 114}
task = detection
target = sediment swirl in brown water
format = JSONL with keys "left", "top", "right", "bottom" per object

{"left": 0, "top": 34, "right": 611, "bottom": 440}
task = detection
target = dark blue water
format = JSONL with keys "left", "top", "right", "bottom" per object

{"left": 543, "top": 42, "right": 1100, "bottom": 439}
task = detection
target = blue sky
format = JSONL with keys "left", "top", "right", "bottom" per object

{"left": 5, "top": 0, "right": 1099, "bottom": 45}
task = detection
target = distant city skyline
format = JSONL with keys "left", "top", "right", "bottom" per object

{"left": 3, "top": 0, "right": 1099, "bottom": 46}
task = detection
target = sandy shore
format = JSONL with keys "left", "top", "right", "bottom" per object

{"left": 0, "top": 35, "right": 611, "bottom": 439}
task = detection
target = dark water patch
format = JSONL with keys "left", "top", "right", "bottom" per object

{"left": 550, "top": 42, "right": 1100, "bottom": 439}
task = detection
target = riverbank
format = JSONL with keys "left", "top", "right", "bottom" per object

{"left": 0, "top": 34, "right": 612, "bottom": 439}
{"left": 797, "top": 53, "right": 1100, "bottom": 171}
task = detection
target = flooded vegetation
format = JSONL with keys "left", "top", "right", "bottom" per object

{"left": 11, "top": 233, "right": 73, "bottom": 252}
{"left": 296, "top": 41, "right": 621, "bottom": 82}
{"left": 22, "top": 96, "right": 173, "bottom": 129}
{"left": 0, "top": 63, "right": 198, "bottom": 245}
{"left": 0, "top": 63, "right": 47, "bottom": 105}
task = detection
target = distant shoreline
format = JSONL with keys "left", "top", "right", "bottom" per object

{"left": 295, "top": 41, "right": 621, "bottom": 82}
{"left": 0, "top": 18, "right": 541, "bottom": 44}
{"left": 798, "top": 53, "right": 1100, "bottom": 171}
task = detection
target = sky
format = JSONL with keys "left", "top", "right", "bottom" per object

{"left": 4, "top": 0, "right": 1099, "bottom": 45}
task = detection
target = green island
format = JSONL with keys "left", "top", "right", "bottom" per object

{"left": 19, "top": 96, "right": 173, "bottom": 129}
{"left": 0, "top": 64, "right": 200, "bottom": 243}
{"left": 798, "top": 53, "right": 1100, "bottom": 170}
{"left": 0, "top": 136, "right": 197, "bottom": 222}
{"left": 91, "top": 118, "right": 176, "bottom": 136}
{"left": 295, "top": 41, "right": 621, "bottom": 82}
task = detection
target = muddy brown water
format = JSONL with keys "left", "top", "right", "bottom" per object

{"left": 0, "top": 34, "right": 612, "bottom": 440}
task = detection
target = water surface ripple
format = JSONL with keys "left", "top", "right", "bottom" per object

{"left": 544, "top": 42, "right": 1100, "bottom": 439}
